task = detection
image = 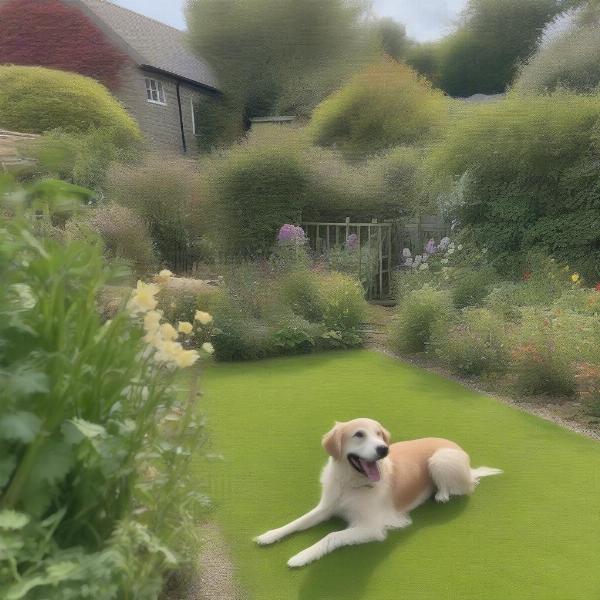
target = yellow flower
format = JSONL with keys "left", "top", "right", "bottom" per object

{"left": 143, "top": 310, "right": 163, "bottom": 332}
{"left": 173, "top": 348, "right": 200, "bottom": 368}
{"left": 160, "top": 323, "right": 179, "bottom": 341}
{"left": 177, "top": 321, "right": 194, "bottom": 334}
{"left": 571, "top": 273, "right": 580, "bottom": 283}
{"left": 195, "top": 311, "right": 213, "bottom": 325}
{"left": 154, "top": 340, "right": 183, "bottom": 365}
{"left": 127, "top": 280, "right": 160, "bottom": 314}
{"left": 202, "top": 342, "right": 215, "bottom": 355}
{"left": 156, "top": 269, "right": 173, "bottom": 285}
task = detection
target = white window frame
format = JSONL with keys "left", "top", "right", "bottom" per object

{"left": 145, "top": 77, "right": 166, "bottom": 105}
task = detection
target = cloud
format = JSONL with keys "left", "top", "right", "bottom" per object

{"left": 372, "top": 0, "right": 468, "bottom": 42}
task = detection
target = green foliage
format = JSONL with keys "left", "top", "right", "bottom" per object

{"left": 208, "top": 265, "right": 367, "bottom": 361}
{"left": 107, "top": 157, "right": 207, "bottom": 271}
{"left": 450, "top": 266, "right": 498, "bottom": 308}
{"left": 204, "top": 142, "right": 310, "bottom": 257}
{"left": 407, "top": 0, "right": 563, "bottom": 96}
{"left": 390, "top": 285, "right": 453, "bottom": 353}
{"left": 310, "top": 59, "right": 447, "bottom": 158}
{"left": 87, "top": 203, "right": 157, "bottom": 277}
{"left": 429, "top": 92, "right": 600, "bottom": 281}
{"left": 192, "top": 93, "right": 244, "bottom": 152}
{"left": 0, "top": 66, "right": 140, "bottom": 144}
{"left": 303, "top": 143, "right": 426, "bottom": 221}
{"left": 514, "top": 23, "right": 600, "bottom": 94}
{"left": 186, "top": 0, "right": 377, "bottom": 119}
{"left": 434, "top": 308, "right": 510, "bottom": 376}
{"left": 509, "top": 308, "right": 578, "bottom": 396}
{"left": 0, "top": 182, "right": 206, "bottom": 597}
{"left": 373, "top": 17, "right": 411, "bottom": 61}
{"left": 25, "top": 128, "right": 142, "bottom": 192}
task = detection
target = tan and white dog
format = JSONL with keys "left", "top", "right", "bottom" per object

{"left": 255, "top": 418, "right": 502, "bottom": 567}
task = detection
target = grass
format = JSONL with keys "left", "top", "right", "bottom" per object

{"left": 200, "top": 350, "right": 600, "bottom": 600}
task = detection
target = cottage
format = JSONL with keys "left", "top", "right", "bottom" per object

{"left": 0, "top": 0, "right": 221, "bottom": 155}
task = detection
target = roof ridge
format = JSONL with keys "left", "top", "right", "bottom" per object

{"left": 84, "top": 0, "right": 186, "bottom": 34}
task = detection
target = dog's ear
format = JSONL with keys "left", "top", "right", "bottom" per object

{"left": 322, "top": 422, "right": 343, "bottom": 460}
{"left": 381, "top": 426, "right": 391, "bottom": 445}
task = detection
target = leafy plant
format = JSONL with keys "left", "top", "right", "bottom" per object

{"left": 390, "top": 285, "right": 453, "bottom": 354}
{"left": 0, "top": 182, "right": 207, "bottom": 597}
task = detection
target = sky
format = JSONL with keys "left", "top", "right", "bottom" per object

{"left": 112, "top": 0, "right": 468, "bottom": 42}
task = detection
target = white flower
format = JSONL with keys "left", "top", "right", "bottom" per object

{"left": 404, "top": 257, "right": 413, "bottom": 267}
{"left": 419, "top": 263, "right": 429, "bottom": 271}
{"left": 202, "top": 342, "right": 215, "bottom": 355}
{"left": 457, "top": 244, "right": 463, "bottom": 251}
{"left": 402, "top": 248, "right": 412, "bottom": 258}
{"left": 447, "top": 248, "right": 455, "bottom": 256}
{"left": 156, "top": 269, "right": 173, "bottom": 285}
{"left": 413, "top": 255, "right": 422, "bottom": 268}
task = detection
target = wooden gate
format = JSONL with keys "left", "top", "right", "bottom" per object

{"left": 302, "top": 218, "right": 393, "bottom": 300}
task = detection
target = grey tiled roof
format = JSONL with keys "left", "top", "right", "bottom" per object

{"left": 76, "top": 0, "right": 219, "bottom": 91}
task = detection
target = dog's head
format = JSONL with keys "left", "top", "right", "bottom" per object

{"left": 322, "top": 418, "right": 390, "bottom": 482}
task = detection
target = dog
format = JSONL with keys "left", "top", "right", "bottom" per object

{"left": 255, "top": 418, "right": 502, "bottom": 567}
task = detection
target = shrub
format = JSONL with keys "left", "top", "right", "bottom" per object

{"left": 310, "top": 59, "right": 447, "bottom": 158}
{"left": 450, "top": 266, "right": 497, "bottom": 308}
{"left": 434, "top": 308, "right": 510, "bottom": 376}
{"left": 208, "top": 265, "right": 367, "bottom": 360}
{"left": 318, "top": 272, "right": 368, "bottom": 342}
{"left": 26, "top": 128, "right": 142, "bottom": 192}
{"left": 509, "top": 308, "right": 577, "bottom": 396}
{"left": 107, "top": 157, "right": 206, "bottom": 271}
{"left": 204, "top": 142, "right": 310, "bottom": 257}
{"left": 576, "top": 362, "right": 600, "bottom": 417}
{"left": 88, "top": 203, "right": 156, "bottom": 276}
{"left": 428, "top": 92, "right": 600, "bottom": 281}
{"left": 0, "top": 66, "right": 140, "bottom": 145}
{"left": 390, "top": 285, "right": 453, "bottom": 353}
{"left": 514, "top": 24, "right": 600, "bottom": 94}
{"left": 0, "top": 184, "right": 206, "bottom": 597}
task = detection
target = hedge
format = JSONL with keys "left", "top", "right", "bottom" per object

{"left": 429, "top": 92, "right": 600, "bottom": 281}
{"left": 309, "top": 59, "right": 447, "bottom": 158}
{"left": 0, "top": 65, "right": 140, "bottom": 145}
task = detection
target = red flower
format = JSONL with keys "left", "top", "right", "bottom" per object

{"left": 595, "top": 283, "right": 600, "bottom": 292}
{"left": 523, "top": 271, "right": 532, "bottom": 281}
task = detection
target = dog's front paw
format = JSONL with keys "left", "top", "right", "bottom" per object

{"left": 287, "top": 549, "right": 315, "bottom": 568}
{"left": 435, "top": 491, "right": 450, "bottom": 503}
{"left": 254, "top": 530, "right": 281, "bottom": 545}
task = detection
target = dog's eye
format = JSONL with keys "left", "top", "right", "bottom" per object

{"left": 353, "top": 431, "right": 365, "bottom": 439}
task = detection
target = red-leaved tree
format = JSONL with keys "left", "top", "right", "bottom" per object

{"left": 0, "top": 0, "right": 127, "bottom": 88}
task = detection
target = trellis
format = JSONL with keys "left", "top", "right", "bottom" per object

{"left": 302, "top": 218, "right": 393, "bottom": 300}
{"left": 302, "top": 216, "right": 449, "bottom": 300}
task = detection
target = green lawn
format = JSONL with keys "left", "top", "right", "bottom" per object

{"left": 200, "top": 350, "right": 600, "bottom": 600}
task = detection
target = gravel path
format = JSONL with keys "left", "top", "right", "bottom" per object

{"left": 169, "top": 521, "right": 244, "bottom": 600}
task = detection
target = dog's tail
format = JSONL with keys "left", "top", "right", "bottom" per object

{"left": 471, "top": 466, "right": 503, "bottom": 484}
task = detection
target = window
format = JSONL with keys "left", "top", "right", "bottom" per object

{"left": 145, "top": 78, "right": 166, "bottom": 105}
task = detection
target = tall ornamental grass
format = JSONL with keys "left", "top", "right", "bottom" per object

{"left": 0, "top": 182, "right": 209, "bottom": 598}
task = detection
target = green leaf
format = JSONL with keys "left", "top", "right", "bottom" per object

{"left": 0, "top": 509, "right": 30, "bottom": 530}
{"left": 6, "top": 576, "right": 51, "bottom": 600}
{"left": 63, "top": 418, "right": 106, "bottom": 443}
{"left": 4, "top": 367, "right": 49, "bottom": 399}
{"left": 0, "top": 412, "right": 42, "bottom": 443}
{"left": 46, "top": 560, "right": 80, "bottom": 582}
{"left": 29, "top": 441, "right": 74, "bottom": 485}
{"left": 0, "top": 455, "right": 17, "bottom": 487}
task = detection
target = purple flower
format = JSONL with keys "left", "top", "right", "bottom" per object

{"left": 277, "top": 224, "right": 306, "bottom": 244}
{"left": 345, "top": 233, "right": 359, "bottom": 251}
{"left": 425, "top": 239, "right": 437, "bottom": 255}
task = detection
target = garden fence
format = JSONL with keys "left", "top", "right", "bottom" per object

{"left": 302, "top": 215, "right": 449, "bottom": 300}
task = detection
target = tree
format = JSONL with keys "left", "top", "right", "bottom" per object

{"left": 185, "top": 0, "right": 378, "bottom": 120}
{"left": 310, "top": 59, "right": 447, "bottom": 158}
{"left": 373, "top": 17, "right": 411, "bottom": 61}
{"left": 407, "top": 0, "right": 564, "bottom": 96}
{"left": 0, "top": 0, "right": 127, "bottom": 88}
